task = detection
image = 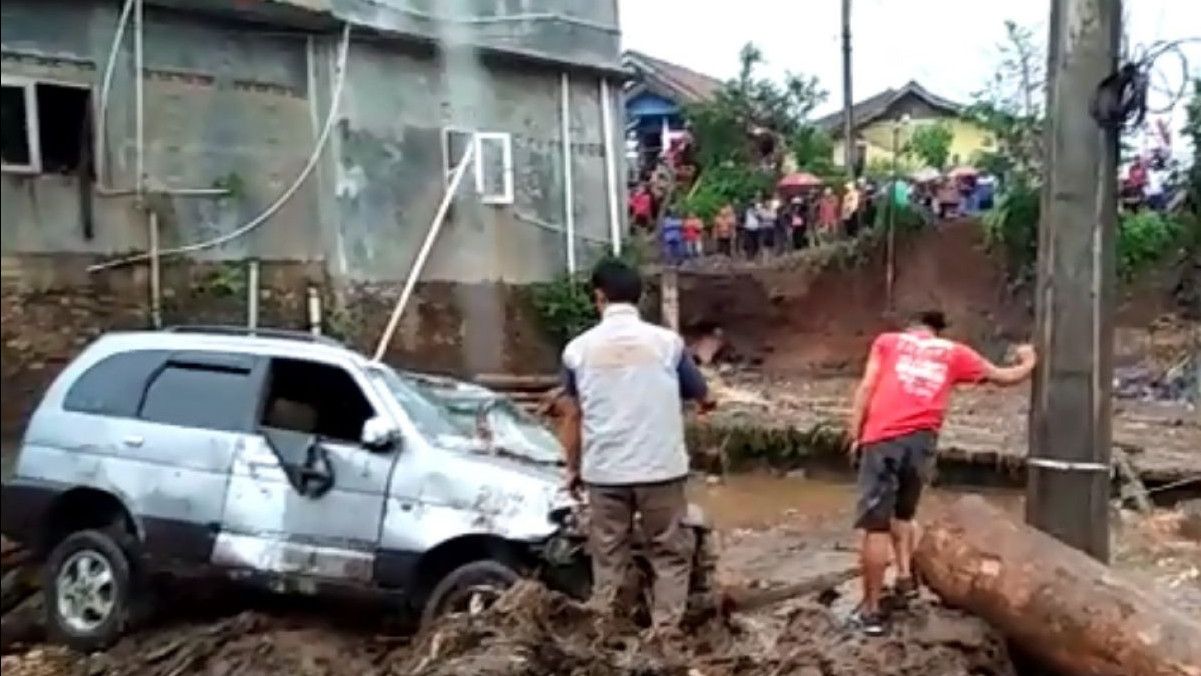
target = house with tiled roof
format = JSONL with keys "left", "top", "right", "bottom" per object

{"left": 815, "top": 81, "right": 993, "bottom": 173}
{"left": 622, "top": 50, "right": 723, "bottom": 179}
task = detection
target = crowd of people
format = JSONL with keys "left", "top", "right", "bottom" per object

{"left": 632, "top": 180, "right": 881, "bottom": 266}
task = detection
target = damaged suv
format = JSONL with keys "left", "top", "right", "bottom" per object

{"left": 0, "top": 327, "right": 714, "bottom": 651}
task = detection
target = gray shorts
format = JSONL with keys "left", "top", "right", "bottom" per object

{"left": 853, "top": 430, "right": 937, "bottom": 532}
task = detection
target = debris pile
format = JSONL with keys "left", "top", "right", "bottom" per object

{"left": 1113, "top": 353, "right": 1199, "bottom": 403}
{"left": 1, "top": 578, "right": 1020, "bottom": 676}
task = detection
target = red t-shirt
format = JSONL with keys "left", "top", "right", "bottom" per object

{"left": 859, "top": 330, "right": 988, "bottom": 445}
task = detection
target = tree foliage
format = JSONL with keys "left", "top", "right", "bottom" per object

{"left": 904, "top": 122, "right": 954, "bottom": 170}
{"left": 967, "top": 20, "right": 1046, "bottom": 184}
{"left": 681, "top": 42, "right": 827, "bottom": 218}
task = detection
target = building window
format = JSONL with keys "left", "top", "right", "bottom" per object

{"left": 475, "top": 132, "right": 513, "bottom": 205}
{"left": 1, "top": 76, "right": 93, "bottom": 175}
{"left": 441, "top": 127, "right": 514, "bottom": 206}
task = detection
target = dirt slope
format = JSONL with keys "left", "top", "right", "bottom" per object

{"left": 678, "top": 220, "right": 1193, "bottom": 374}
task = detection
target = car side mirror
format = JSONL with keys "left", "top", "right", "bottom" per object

{"left": 361, "top": 416, "right": 399, "bottom": 450}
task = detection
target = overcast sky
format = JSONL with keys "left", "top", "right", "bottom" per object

{"left": 619, "top": 0, "right": 1200, "bottom": 151}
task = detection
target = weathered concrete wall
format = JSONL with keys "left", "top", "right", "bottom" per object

{"left": 0, "top": 256, "right": 557, "bottom": 438}
{"left": 1, "top": 0, "right": 620, "bottom": 435}
{"left": 1, "top": 1, "right": 324, "bottom": 262}
{"left": 329, "top": 38, "right": 616, "bottom": 284}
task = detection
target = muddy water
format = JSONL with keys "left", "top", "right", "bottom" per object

{"left": 690, "top": 473, "right": 1024, "bottom": 530}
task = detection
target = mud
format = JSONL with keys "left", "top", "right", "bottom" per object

{"left": 4, "top": 478, "right": 1197, "bottom": 675}
{"left": 0, "top": 580, "right": 1016, "bottom": 676}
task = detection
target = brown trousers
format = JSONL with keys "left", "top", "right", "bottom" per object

{"left": 587, "top": 479, "right": 693, "bottom": 628}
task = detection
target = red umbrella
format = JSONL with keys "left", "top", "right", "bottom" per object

{"left": 948, "top": 166, "right": 979, "bottom": 179}
{"left": 777, "top": 172, "right": 823, "bottom": 190}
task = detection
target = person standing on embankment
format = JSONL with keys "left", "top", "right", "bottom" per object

{"left": 555, "top": 259, "right": 714, "bottom": 639}
{"left": 845, "top": 310, "right": 1038, "bottom": 636}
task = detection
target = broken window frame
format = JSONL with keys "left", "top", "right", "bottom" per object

{"left": 475, "top": 131, "right": 513, "bottom": 206}
{"left": 1, "top": 75, "right": 41, "bottom": 174}
{"left": 440, "top": 126, "right": 514, "bottom": 206}
{"left": 0, "top": 74, "right": 94, "bottom": 175}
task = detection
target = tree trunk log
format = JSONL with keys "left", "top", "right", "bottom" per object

{"left": 916, "top": 495, "right": 1201, "bottom": 676}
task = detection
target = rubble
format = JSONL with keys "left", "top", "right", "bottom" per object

{"left": 0, "top": 578, "right": 1018, "bottom": 676}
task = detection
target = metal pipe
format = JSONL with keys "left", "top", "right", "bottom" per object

{"left": 134, "top": 0, "right": 144, "bottom": 199}
{"left": 307, "top": 286, "right": 322, "bottom": 336}
{"left": 373, "top": 138, "right": 476, "bottom": 361}
{"left": 247, "top": 259, "right": 260, "bottom": 329}
{"left": 599, "top": 77, "right": 621, "bottom": 255}
{"left": 559, "top": 72, "right": 576, "bottom": 274}
{"left": 148, "top": 210, "right": 161, "bottom": 328}
{"left": 95, "top": 186, "right": 230, "bottom": 197}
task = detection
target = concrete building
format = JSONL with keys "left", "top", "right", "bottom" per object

{"left": 814, "top": 81, "right": 993, "bottom": 175}
{"left": 0, "top": 0, "right": 626, "bottom": 436}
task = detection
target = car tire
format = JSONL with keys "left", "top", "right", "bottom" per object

{"left": 43, "top": 529, "right": 134, "bottom": 652}
{"left": 419, "top": 560, "right": 521, "bottom": 629}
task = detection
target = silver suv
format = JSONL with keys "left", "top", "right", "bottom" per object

{"left": 0, "top": 327, "right": 714, "bottom": 650}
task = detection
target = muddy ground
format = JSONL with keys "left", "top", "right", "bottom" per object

{"left": 4, "top": 478, "right": 1197, "bottom": 676}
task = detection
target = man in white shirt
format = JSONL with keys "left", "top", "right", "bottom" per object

{"left": 557, "top": 259, "right": 712, "bottom": 634}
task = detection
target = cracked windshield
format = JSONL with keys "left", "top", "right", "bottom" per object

{"left": 0, "top": 1, "right": 1198, "bottom": 675}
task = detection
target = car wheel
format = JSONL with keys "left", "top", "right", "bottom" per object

{"left": 420, "top": 560, "right": 520, "bottom": 628}
{"left": 43, "top": 530, "right": 133, "bottom": 651}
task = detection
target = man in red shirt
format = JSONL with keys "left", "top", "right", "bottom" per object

{"left": 846, "top": 310, "right": 1037, "bottom": 635}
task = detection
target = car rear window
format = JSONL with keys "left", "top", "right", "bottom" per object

{"left": 139, "top": 359, "right": 258, "bottom": 432}
{"left": 63, "top": 350, "right": 170, "bottom": 417}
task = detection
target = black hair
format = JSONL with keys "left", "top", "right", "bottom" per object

{"left": 913, "top": 310, "right": 948, "bottom": 333}
{"left": 590, "top": 258, "right": 642, "bottom": 304}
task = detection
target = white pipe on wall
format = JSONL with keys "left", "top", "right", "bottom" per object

{"left": 96, "top": 0, "right": 135, "bottom": 190}
{"left": 134, "top": 0, "right": 145, "bottom": 199}
{"left": 307, "top": 286, "right": 322, "bottom": 336}
{"left": 148, "top": 210, "right": 161, "bottom": 328}
{"left": 559, "top": 72, "right": 577, "bottom": 274}
{"left": 247, "top": 259, "right": 260, "bottom": 329}
{"left": 373, "top": 139, "right": 476, "bottom": 361}
{"left": 599, "top": 77, "right": 621, "bottom": 255}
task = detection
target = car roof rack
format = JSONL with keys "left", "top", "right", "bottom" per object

{"left": 163, "top": 325, "right": 344, "bottom": 347}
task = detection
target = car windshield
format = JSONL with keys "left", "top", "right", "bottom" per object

{"left": 400, "top": 375, "right": 564, "bottom": 465}
{"left": 481, "top": 400, "right": 563, "bottom": 465}
{"left": 365, "top": 365, "right": 476, "bottom": 445}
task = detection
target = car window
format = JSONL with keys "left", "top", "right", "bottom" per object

{"left": 139, "top": 362, "right": 257, "bottom": 432}
{"left": 64, "top": 350, "right": 170, "bottom": 417}
{"left": 260, "top": 358, "right": 376, "bottom": 444}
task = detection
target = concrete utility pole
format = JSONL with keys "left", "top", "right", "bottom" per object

{"left": 841, "top": 0, "right": 854, "bottom": 177}
{"left": 1027, "top": 0, "right": 1121, "bottom": 562}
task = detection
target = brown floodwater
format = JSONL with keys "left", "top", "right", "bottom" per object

{"left": 689, "top": 473, "right": 1025, "bottom": 530}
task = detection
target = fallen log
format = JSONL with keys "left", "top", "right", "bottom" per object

{"left": 916, "top": 495, "right": 1201, "bottom": 676}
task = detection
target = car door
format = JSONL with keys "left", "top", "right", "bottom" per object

{"left": 119, "top": 350, "right": 265, "bottom": 564}
{"left": 215, "top": 355, "right": 396, "bottom": 584}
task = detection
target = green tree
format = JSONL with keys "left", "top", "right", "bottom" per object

{"left": 967, "top": 20, "right": 1046, "bottom": 184}
{"left": 904, "top": 122, "right": 954, "bottom": 170}
{"left": 681, "top": 42, "right": 826, "bottom": 216}
{"left": 790, "top": 125, "right": 838, "bottom": 177}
